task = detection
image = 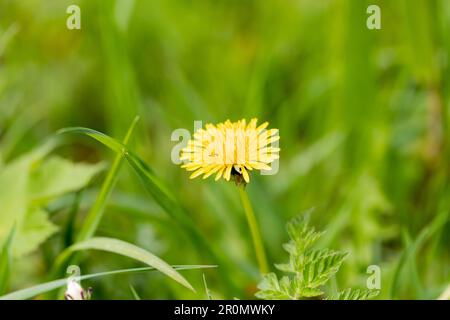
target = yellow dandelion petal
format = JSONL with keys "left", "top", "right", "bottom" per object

{"left": 215, "top": 166, "right": 226, "bottom": 181}
{"left": 177, "top": 119, "right": 279, "bottom": 184}
{"left": 203, "top": 165, "right": 223, "bottom": 179}
{"left": 249, "top": 162, "right": 272, "bottom": 170}
{"left": 244, "top": 164, "right": 253, "bottom": 171}
{"left": 181, "top": 163, "right": 202, "bottom": 171}
{"left": 256, "top": 122, "right": 269, "bottom": 132}
{"left": 247, "top": 118, "right": 258, "bottom": 130}
{"left": 241, "top": 166, "right": 250, "bottom": 183}
{"left": 224, "top": 165, "right": 233, "bottom": 181}
{"left": 190, "top": 167, "right": 206, "bottom": 179}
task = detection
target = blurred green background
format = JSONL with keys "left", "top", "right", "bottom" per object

{"left": 0, "top": 0, "right": 449, "bottom": 299}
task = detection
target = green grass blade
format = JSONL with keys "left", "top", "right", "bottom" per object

{"left": 49, "top": 118, "right": 140, "bottom": 285}
{"left": 74, "top": 116, "right": 140, "bottom": 242}
{"left": 129, "top": 284, "right": 141, "bottom": 300}
{"left": 59, "top": 126, "right": 175, "bottom": 205}
{"left": 66, "top": 237, "right": 195, "bottom": 291}
{"left": 390, "top": 209, "right": 449, "bottom": 298}
{"left": 203, "top": 273, "right": 212, "bottom": 300}
{"left": 58, "top": 126, "right": 240, "bottom": 295}
{"left": 0, "top": 265, "right": 214, "bottom": 300}
{"left": 0, "top": 225, "right": 16, "bottom": 294}
{"left": 58, "top": 127, "right": 124, "bottom": 155}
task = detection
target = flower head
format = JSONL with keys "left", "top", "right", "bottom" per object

{"left": 179, "top": 118, "right": 280, "bottom": 184}
{"left": 65, "top": 279, "right": 92, "bottom": 300}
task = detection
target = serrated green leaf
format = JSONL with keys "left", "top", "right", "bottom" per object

{"left": 298, "top": 286, "right": 323, "bottom": 298}
{"left": 274, "top": 262, "right": 292, "bottom": 273}
{"left": 301, "top": 249, "right": 348, "bottom": 289}
{"left": 327, "top": 288, "right": 380, "bottom": 300}
{"left": 257, "top": 213, "right": 353, "bottom": 300}
{"left": 286, "top": 216, "right": 325, "bottom": 253}
{"left": 256, "top": 273, "right": 292, "bottom": 300}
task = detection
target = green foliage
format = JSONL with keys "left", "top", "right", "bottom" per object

{"left": 28, "top": 157, "right": 105, "bottom": 203}
{"left": 59, "top": 126, "right": 239, "bottom": 294}
{"left": 0, "top": 225, "right": 15, "bottom": 294}
{"left": 391, "top": 209, "right": 449, "bottom": 299}
{"left": 0, "top": 265, "right": 213, "bottom": 300}
{"left": 61, "top": 237, "right": 195, "bottom": 291}
{"left": 327, "top": 288, "right": 380, "bottom": 300}
{"left": 0, "top": 0, "right": 449, "bottom": 300}
{"left": 256, "top": 216, "right": 378, "bottom": 300}
{"left": 0, "top": 142, "right": 103, "bottom": 258}
{"left": 76, "top": 116, "right": 139, "bottom": 243}
{"left": 129, "top": 284, "right": 142, "bottom": 300}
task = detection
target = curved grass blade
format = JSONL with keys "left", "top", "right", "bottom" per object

{"left": 58, "top": 126, "right": 239, "bottom": 294}
{"left": 65, "top": 237, "right": 195, "bottom": 291}
{"left": 0, "top": 225, "right": 16, "bottom": 294}
{"left": 390, "top": 209, "right": 448, "bottom": 298}
{"left": 49, "top": 118, "right": 139, "bottom": 282}
{"left": 58, "top": 127, "right": 124, "bottom": 154}
{"left": 58, "top": 126, "right": 175, "bottom": 204}
{"left": 76, "top": 116, "right": 140, "bottom": 242}
{"left": 0, "top": 265, "right": 214, "bottom": 300}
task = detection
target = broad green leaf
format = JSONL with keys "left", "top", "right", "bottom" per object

{"left": 0, "top": 158, "right": 28, "bottom": 248}
{"left": 13, "top": 208, "right": 58, "bottom": 258}
{"left": 28, "top": 156, "right": 105, "bottom": 202}
{"left": 0, "top": 142, "right": 56, "bottom": 257}
{"left": 66, "top": 237, "right": 195, "bottom": 291}
{"left": 0, "top": 139, "right": 100, "bottom": 258}
{"left": 0, "top": 265, "right": 214, "bottom": 300}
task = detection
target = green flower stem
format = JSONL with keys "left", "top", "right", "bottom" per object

{"left": 238, "top": 186, "right": 269, "bottom": 275}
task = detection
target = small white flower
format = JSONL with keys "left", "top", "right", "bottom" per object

{"left": 65, "top": 279, "right": 92, "bottom": 300}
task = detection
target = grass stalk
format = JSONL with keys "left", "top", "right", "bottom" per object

{"left": 76, "top": 116, "right": 140, "bottom": 241}
{"left": 48, "top": 117, "right": 139, "bottom": 288}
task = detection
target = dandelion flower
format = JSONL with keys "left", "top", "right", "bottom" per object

{"left": 179, "top": 118, "right": 280, "bottom": 184}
